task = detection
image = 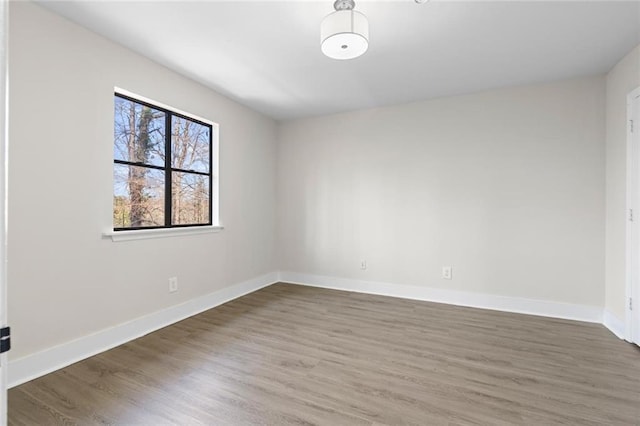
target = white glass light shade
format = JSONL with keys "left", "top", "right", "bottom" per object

{"left": 321, "top": 9, "right": 369, "bottom": 60}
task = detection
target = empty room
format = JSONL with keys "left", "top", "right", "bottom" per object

{"left": 1, "top": 0, "right": 640, "bottom": 424}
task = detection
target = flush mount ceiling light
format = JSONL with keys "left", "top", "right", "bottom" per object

{"left": 321, "top": 0, "right": 369, "bottom": 60}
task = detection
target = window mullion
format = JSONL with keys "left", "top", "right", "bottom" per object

{"left": 165, "top": 113, "right": 172, "bottom": 227}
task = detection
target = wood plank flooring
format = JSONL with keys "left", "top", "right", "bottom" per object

{"left": 8, "top": 283, "right": 640, "bottom": 425}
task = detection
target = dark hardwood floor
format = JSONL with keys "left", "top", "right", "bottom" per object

{"left": 8, "top": 283, "right": 640, "bottom": 425}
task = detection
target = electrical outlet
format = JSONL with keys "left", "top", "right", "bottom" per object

{"left": 360, "top": 260, "right": 367, "bottom": 270}
{"left": 168, "top": 276, "right": 178, "bottom": 293}
{"left": 442, "top": 266, "right": 452, "bottom": 280}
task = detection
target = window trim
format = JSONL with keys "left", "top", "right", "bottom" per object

{"left": 113, "top": 88, "right": 220, "bottom": 231}
{"left": 103, "top": 225, "right": 224, "bottom": 242}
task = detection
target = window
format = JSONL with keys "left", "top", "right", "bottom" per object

{"left": 113, "top": 92, "right": 217, "bottom": 230}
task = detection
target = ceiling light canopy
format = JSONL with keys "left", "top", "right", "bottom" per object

{"left": 321, "top": 0, "right": 369, "bottom": 60}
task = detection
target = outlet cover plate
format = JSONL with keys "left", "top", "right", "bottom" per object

{"left": 169, "top": 277, "right": 178, "bottom": 293}
{"left": 442, "top": 266, "right": 452, "bottom": 280}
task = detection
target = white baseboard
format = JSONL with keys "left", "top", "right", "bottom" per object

{"left": 9, "top": 270, "right": 612, "bottom": 388}
{"left": 279, "top": 271, "right": 603, "bottom": 324}
{"left": 8, "top": 272, "right": 279, "bottom": 388}
{"left": 603, "top": 310, "right": 626, "bottom": 339}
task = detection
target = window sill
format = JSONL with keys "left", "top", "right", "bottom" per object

{"left": 103, "top": 225, "right": 224, "bottom": 242}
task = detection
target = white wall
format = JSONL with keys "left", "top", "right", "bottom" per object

{"left": 278, "top": 76, "right": 606, "bottom": 308}
{"left": 8, "top": 2, "right": 277, "bottom": 360}
{"left": 605, "top": 44, "right": 640, "bottom": 322}
{"left": 0, "top": 0, "right": 8, "bottom": 417}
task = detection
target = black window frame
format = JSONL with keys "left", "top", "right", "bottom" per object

{"left": 113, "top": 92, "right": 214, "bottom": 231}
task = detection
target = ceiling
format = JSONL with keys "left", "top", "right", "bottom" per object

{"left": 38, "top": 0, "right": 640, "bottom": 121}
